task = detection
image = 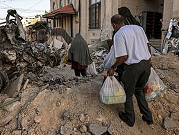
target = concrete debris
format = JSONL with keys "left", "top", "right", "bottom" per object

{"left": 79, "top": 113, "right": 85, "bottom": 122}
{"left": 60, "top": 123, "right": 73, "bottom": 135}
{"left": 2, "top": 74, "right": 24, "bottom": 97}
{"left": 89, "top": 124, "right": 108, "bottom": 135}
{"left": 0, "top": 10, "right": 61, "bottom": 92}
{"left": 163, "top": 117, "right": 178, "bottom": 129}
{"left": 34, "top": 116, "right": 42, "bottom": 123}
{"left": 39, "top": 67, "right": 65, "bottom": 85}
{"left": 88, "top": 39, "right": 109, "bottom": 51}
{"left": 3, "top": 98, "right": 20, "bottom": 112}
{"left": 0, "top": 34, "right": 179, "bottom": 134}
{"left": 79, "top": 125, "right": 87, "bottom": 133}
{"left": 22, "top": 78, "right": 29, "bottom": 90}
{"left": 17, "top": 84, "right": 49, "bottom": 129}
{"left": 94, "top": 50, "right": 104, "bottom": 57}
{"left": 0, "top": 45, "right": 178, "bottom": 134}
{"left": 0, "top": 98, "right": 20, "bottom": 127}
{"left": 0, "top": 97, "right": 20, "bottom": 110}
{"left": 62, "top": 110, "right": 71, "bottom": 120}
{"left": 162, "top": 18, "right": 179, "bottom": 55}
{"left": 0, "top": 71, "right": 9, "bottom": 91}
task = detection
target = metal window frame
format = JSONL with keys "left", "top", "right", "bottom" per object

{"left": 89, "top": 1, "right": 100, "bottom": 29}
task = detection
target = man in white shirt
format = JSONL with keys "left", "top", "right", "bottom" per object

{"left": 107, "top": 14, "right": 153, "bottom": 127}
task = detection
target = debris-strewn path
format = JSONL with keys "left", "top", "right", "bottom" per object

{"left": 0, "top": 53, "right": 179, "bottom": 135}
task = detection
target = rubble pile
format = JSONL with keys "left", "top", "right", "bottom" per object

{"left": 0, "top": 47, "right": 178, "bottom": 134}
{"left": 1, "top": 40, "right": 60, "bottom": 74}
{"left": 162, "top": 18, "right": 179, "bottom": 55}
{"left": 152, "top": 53, "right": 179, "bottom": 90}
{"left": 0, "top": 10, "right": 61, "bottom": 92}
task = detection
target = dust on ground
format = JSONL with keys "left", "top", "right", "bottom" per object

{"left": 0, "top": 53, "right": 179, "bottom": 135}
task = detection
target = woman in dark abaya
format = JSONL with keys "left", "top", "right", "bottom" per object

{"left": 118, "top": 6, "right": 141, "bottom": 26}
{"left": 68, "top": 33, "right": 93, "bottom": 77}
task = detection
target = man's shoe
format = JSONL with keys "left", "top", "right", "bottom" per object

{"left": 119, "top": 111, "right": 134, "bottom": 127}
{"left": 142, "top": 116, "right": 153, "bottom": 125}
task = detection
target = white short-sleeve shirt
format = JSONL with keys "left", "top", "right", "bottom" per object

{"left": 113, "top": 25, "right": 151, "bottom": 65}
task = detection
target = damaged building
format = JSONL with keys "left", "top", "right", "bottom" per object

{"left": 42, "top": 0, "right": 179, "bottom": 54}
{"left": 43, "top": 0, "right": 164, "bottom": 49}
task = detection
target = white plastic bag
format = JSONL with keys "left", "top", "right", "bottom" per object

{"left": 87, "top": 62, "right": 98, "bottom": 75}
{"left": 103, "top": 45, "right": 116, "bottom": 69}
{"left": 99, "top": 76, "right": 126, "bottom": 104}
{"left": 144, "top": 67, "right": 166, "bottom": 101}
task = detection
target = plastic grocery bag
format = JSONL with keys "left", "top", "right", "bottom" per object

{"left": 103, "top": 45, "right": 116, "bottom": 69}
{"left": 62, "top": 53, "right": 72, "bottom": 65}
{"left": 87, "top": 62, "right": 98, "bottom": 76}
{"left": 144, "top": 67, "right": 166, "bottom": 101}
{"left": 99, "top": 76, "right": 126, "bottom": 104}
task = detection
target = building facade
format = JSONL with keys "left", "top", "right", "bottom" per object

{"left": 43, "top": 0, "right": 179, "bottom": 48}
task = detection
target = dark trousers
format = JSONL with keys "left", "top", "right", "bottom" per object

{"left": 116, "top": 63, "right": 126, "bottom": 82}
{"left": 74, "top": 69, "right": 87, "bottom": 77}
{"left": 121, "top": 60, "right": 153, "bottom": 124}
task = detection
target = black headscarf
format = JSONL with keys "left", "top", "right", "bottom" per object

{"left": 112, "top": 7, "right": 141, "bottom": 42}
{"left": 118, "top": 6, "right": 140, "bottom": 26}
{"left": 68, "top": 33, "right": 93, "bottom": 65}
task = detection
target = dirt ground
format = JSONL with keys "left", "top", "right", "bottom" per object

{"left": 0, "top": 52, "right": 179, "bottom": 135}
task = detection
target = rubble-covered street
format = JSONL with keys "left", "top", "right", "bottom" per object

{"left": 0, "top": 43, "right": 179, "bottom": 135}
{"left": 0, "top": 6, "right": 179, "bottom": 135}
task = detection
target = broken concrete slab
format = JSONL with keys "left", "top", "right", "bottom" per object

{"left": 60, "top": 123, "right": 73, "bottom": 135}
{"left": 163, "top": 117, "right": 178, "bottom": 129}
{"left": 0, "top": 99, "right": 20, "bottom": 127}
{"left": 2, "top": 74, "right": 24, "bottom": 97}
{"left": 0, "top": 97, "right": 20, "bottom": 109}
{"left": 1, "top": 98, "right": 20, "bottom": 111}
{"left": 89, "top": 124, "right": 108, "bottom": 135}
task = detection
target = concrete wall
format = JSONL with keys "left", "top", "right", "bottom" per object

{"left": 161, "top": 0, "right": 173, "bottom": 45}
{"left": 173, "top": 0, "right": 179, "bottom": 18}
{"left": 82, "top": 0, "right": 162, "bottom": 44}
{"left": 162, "top": 0, "right": 173, "bottom": 30}
{"left": 49, "top": 0, "right": 165, "bottom": 44}
{"left": 79, "top": 0, "right": 163, "bottom": 44}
